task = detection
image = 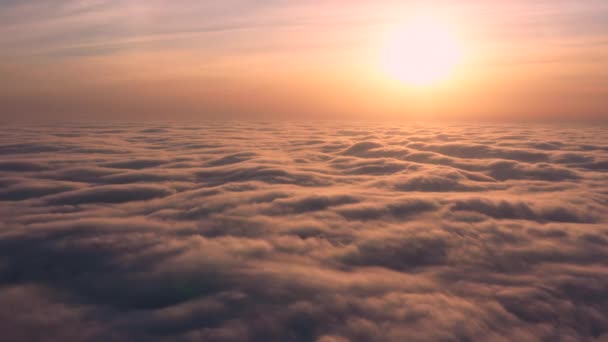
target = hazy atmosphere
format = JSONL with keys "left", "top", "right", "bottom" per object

{"left": 1, "top": 1, "right": 608, "bottom": 342}
{"left": 1, "top": 0, "right": 608, "bottom": 121}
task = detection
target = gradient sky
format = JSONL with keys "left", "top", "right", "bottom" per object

{"left": 1, "top": 0, "right": 607, "bottom": 122}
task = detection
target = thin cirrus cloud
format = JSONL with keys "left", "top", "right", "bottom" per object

{"left": 0, "top": 122, "right": 607, "bottom": 341}
{"left": 1, "top": 0, "right": 608, "bottom": 121}
{"left": 2, "top": 1, "right": 607, "bottom": 58}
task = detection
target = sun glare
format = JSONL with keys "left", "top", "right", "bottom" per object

{"left": 382, "top": 14, "right": 465, "bottom": 87}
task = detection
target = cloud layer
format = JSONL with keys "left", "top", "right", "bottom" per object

{"left": 0, "top": 122, "right": 607, "bottom": 341}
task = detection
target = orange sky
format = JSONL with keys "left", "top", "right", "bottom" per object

{"left": 1, "top": 0, "right": 607, "bottom": 122}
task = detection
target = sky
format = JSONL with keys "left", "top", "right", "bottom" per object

{"left": 1, "top": 0, "right": 608, "bottom": 122}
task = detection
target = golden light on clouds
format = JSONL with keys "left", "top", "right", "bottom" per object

{"left": 0, "top": 3, "right": 608, "bottom": 337}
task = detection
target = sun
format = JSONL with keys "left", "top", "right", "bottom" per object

{"left": 382, "top": 14, "right": 465, "bottom": 87}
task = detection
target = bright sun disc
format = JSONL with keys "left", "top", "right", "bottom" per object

{"left": 382, "top": 15, "right": 464, "bottom": 86}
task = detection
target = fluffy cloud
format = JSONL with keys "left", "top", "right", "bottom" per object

{"left": 0, "top": 122, "right": 607, "bottom": 341}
